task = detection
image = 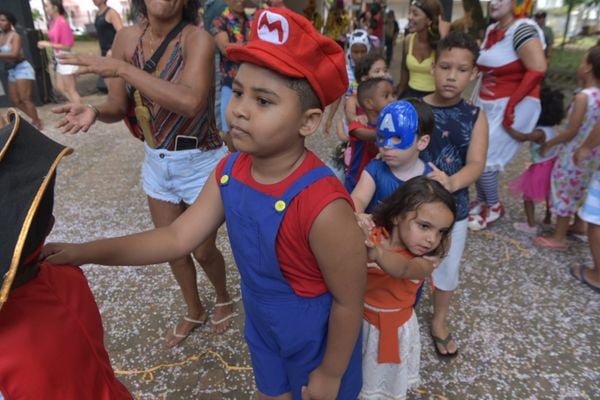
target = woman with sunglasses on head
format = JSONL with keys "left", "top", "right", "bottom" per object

{"left": 396, "top": 0, "right": 449, "bottom": 99}
{"left": 50, "top": 0, "right": 234, "bottom": 348}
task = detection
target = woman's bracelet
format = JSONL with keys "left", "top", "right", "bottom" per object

{"left": 85, "top": 103, "right": 100, "bottom": 122}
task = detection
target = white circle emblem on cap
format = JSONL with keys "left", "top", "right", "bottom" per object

{"left": 257, "top": 11, "right": 289, "bottom": 45}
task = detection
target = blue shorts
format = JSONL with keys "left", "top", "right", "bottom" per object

{"left": 142, "top": 142, "right": 228, "bottom": 205}
{"left": 243, "top": 289, "right": 362, "bottom": 399}
{"left": 8, "top": 61, "right": 35, "bottom": 82}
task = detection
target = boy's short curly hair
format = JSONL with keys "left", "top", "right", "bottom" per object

{"left": 357, "top": 77, "right": 388, "bottom": 109}
{"left": 435, "top": 30, "right": 480, "bottom": 65}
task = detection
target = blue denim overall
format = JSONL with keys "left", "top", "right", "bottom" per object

{"left": 219, "top": 153, "right": 362, "bottom": 399}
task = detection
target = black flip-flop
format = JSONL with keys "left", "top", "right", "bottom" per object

{"left": 570, "top": 266, "right": 600, "bottom": 293}
{"left": 431, "top": 332, "right": 459, "bottom": 358}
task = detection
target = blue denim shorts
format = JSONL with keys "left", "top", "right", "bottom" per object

{"left": 142, "top": 142, "right": 228, "bottom": 205}
{"left": 8, "top": 61, "right": 35, "bottom": 82}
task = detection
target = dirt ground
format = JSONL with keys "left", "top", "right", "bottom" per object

{"left": 3, "top": 39, "right": 599, "bottom": 399}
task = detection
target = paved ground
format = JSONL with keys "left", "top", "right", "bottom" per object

{"left": 4, "top": 41, "right": 599, "bottom": 399}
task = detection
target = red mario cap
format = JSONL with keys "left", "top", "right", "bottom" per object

{"left": 227, "top": 8, "right": 348, "bottom": 109}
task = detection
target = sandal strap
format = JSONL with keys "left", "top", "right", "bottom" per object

{"left": 172, "top": 326, "right": 188, "bottom": 339}
{"left": 431, "top": 332, "right": 454, "bottom": 346}
{"left": 210, "top": 312, "right": 236, "bottom": 326}
{"left": 183, "top": 316, "right": 207, "bottom": 325}
{"left": 214, "top": 300, "right": 234, "bottom": 308}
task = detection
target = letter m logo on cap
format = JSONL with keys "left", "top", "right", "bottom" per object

{"left": 257, "top": 11, "right": 289, "bottom": 45}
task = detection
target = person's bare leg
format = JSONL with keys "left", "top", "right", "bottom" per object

{"left": 573, "top": 223, "right": 600, "bottom": 286}
{"left": 15, "top": 79, "right": 42, "bottom": 128}
{"left": 7, "top": 82, "right": 24, "bottom": 113}
{"left": 192, "top": 230, "right": 233, "bottom": 334}
{"left": 431, "top": 289, "right": 458, "bottom": 355}
{"left": 57, "top": 74, "right": 81, "bottom": 104}
{"left": 548, "top": 215, "right": 570, "bottom": 245}
{"left": 569, "top": 214, "right": 587, "bottom": 236}
{"left": 147, "top": 197, "right": 208, "bottom": 347}
{"left": 524, "top": 200, "right": 536, "bottom": 227}
{"left": 543, "top": 200, "right": 552, "bottom": 225}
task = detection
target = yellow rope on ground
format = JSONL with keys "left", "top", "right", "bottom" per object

{"left": 114, "top": 350, "right": 253, "bottom": 382}
{"left": 413, "top": 387, "right": 449, "bottom": 399}
{"left": 480, "top": 231, "right": 530, "bottom": 260}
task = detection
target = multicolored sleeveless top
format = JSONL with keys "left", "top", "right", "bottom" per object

{"left": 125, "top": 25, "right": 222, "bottom": 151}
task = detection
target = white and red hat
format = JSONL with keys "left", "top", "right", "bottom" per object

{"left": 227, "top": 8, "right": 348, "bottom": 109}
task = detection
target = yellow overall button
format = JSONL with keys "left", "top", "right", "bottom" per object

{"left": 274, "top": 200, "right": 286, "bottom": 212}
{"left": 220, "top": 175, "right": 230, "bottom": 185}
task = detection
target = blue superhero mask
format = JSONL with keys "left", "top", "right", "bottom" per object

{"left": 376, "top": 101, "right": 419, "bottom": 150}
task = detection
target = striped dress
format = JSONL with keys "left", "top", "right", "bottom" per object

{"left": 125, "top": 25, "right": 222, "bottom": 151}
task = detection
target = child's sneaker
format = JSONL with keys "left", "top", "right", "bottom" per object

{"left": 468, "top": 200, "right": 484, "bottom": 216}
{"left": 468, "top": 202, "right": 504, "bottom": 231}
{"left": 486, "top": 202, "right": 504, "bottom": 224}
{"left": 513, "top": 222, "right": 538, "bottom": 235}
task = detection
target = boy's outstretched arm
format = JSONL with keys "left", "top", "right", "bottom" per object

{"left": 304, "top": 199, "right": 367, "bottom": 399}
{"left": 351, "top": 170, "right": 377, "bottom": 213}
{"left": 541, "top": 92, "right": 587, "bottom": 155}
{"left": 42, "top": 172, "right": 226, "bottom": 267}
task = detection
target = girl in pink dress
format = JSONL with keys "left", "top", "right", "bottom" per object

{"left": 507, "top": 86, "right": 565, "bottom": 234}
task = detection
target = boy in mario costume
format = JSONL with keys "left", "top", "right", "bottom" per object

{"left": 0, "top": 111, "right": 132, "bottom": 399}
{"left": 43, "top": 8, "right": 367, "bottom": 399}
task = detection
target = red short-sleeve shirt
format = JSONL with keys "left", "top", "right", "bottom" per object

{"left": 216, "top": 151, "right": 352, "bottom": 297}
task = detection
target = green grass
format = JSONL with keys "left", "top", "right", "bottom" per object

{"left": 550, "top": 47, "right": 585, "bottom": 72}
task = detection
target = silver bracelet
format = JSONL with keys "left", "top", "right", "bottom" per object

{"left": 85, "top": 103, "right": 100, "bottom": 121}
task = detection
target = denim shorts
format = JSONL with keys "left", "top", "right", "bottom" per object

{"left": 142, "top": 142, "right": 228, "bottom": 205}
{"left": 8, "top": 61, "right": 35, "bottom": 82}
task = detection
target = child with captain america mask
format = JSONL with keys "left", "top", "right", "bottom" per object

{"left": 351, "top": 99, "right": 434, "bottom": 216}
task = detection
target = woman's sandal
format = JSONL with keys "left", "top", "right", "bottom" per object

{"left": 210, "top": 300, "right": 236, "bottom": 328}
{"left": 166, "top": 315, "right": 208, "bottom": 348}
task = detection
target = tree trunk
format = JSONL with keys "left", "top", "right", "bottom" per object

{"left": 562, "top": 0, "right": 575, "bottom": 48}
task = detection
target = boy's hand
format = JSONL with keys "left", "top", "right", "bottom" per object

{"left": 41, "top": 243, "right": 84, "bottom": 266}
{"left": 422, "top": 254, "right": 442, "bottom": 269}
{"left": 355, "top": 212, "right": 375, "bottom": 231}
{"left": 354, "top": 115, "right": 369, "bottom": 125}
{"left": 427, "top": 162, "right": 453, "bottom": 192}
{"left": 301, "top": 367, "right": 341, "bottom": 400}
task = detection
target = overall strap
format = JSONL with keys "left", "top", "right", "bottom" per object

{"left": 221, "top": 152, "right": 241, "bottom": 178}
{"left": 278, "top": 166, "right": 334, "bottom": 207}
